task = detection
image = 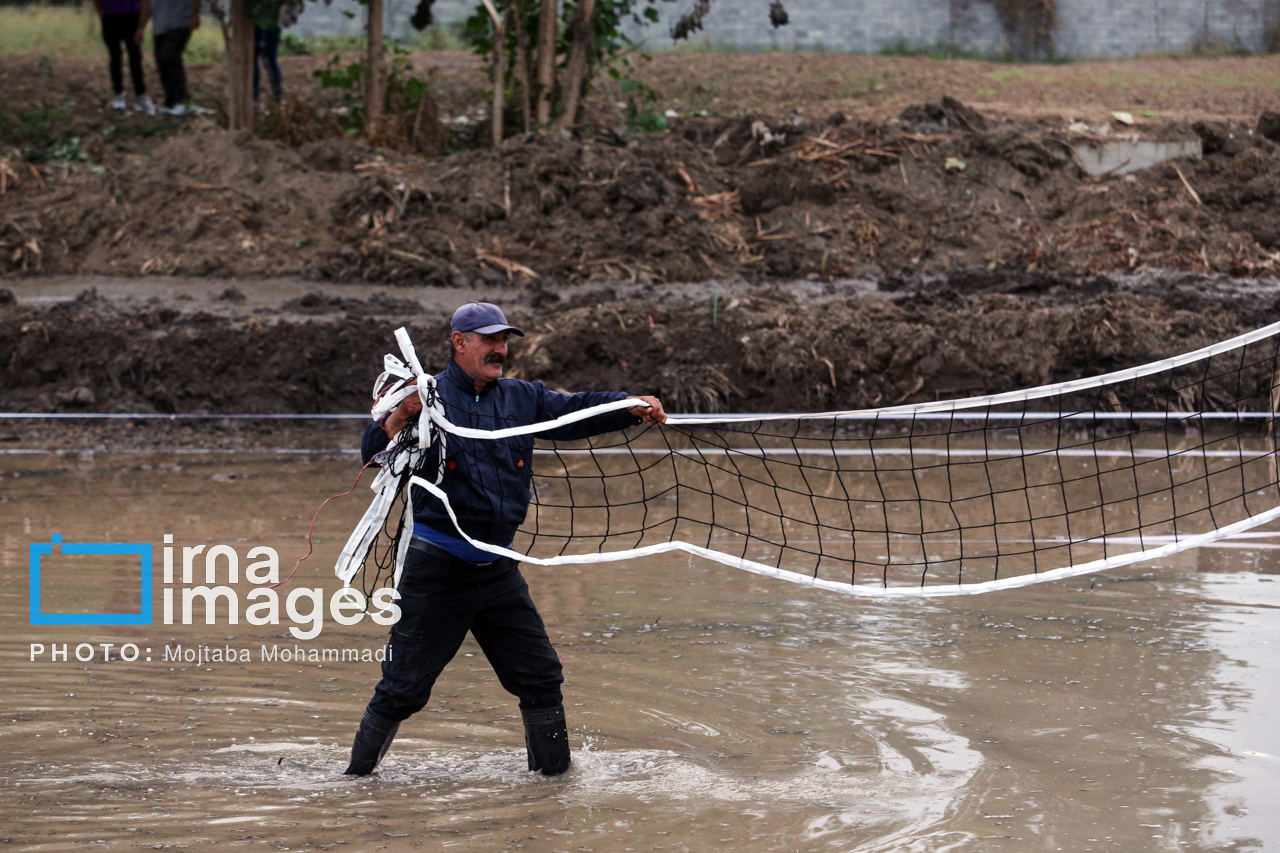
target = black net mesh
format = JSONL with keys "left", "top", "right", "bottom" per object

{"left": 350, "top": 330, "right": 1280, "bottom": 596}
{"left": 512, "top": 336, "right": 1280, "bottom": 591}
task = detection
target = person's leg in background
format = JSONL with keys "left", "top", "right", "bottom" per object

{"left": 119, "top": 11, "right": 153, "bottom": 112}
{"left": 253, "top": 26, "right": 283, "bottom": 104}
{"left": 102, "top": 13, "right": 127, "bottom": 108}
{"left": 153, "top": 27, "right": 191, "bottom": 111}
{"left": 252, "top": 25, "right": 262, "bottom": 103}
{"left": 261, "top": 26, "right": 283, "bottom": 102}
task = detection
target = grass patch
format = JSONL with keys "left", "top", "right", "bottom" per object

{"left": 1190, "top": 67, "right": 1261, "bottom": 88}
{"left": 0, "top": 98, "right": 77, "bottom": 160}
{"left": 0, "top": 4, "right": 102, "bottom": 56}
{"left": 669, "top": 38, "right": 750, "bottom": 55}
{"left": 101, "top": 120, "right": 183, "bottom": 142}
{"left": 1136, "top": 38, "right": 1254, "bottom": 60}
{"left": 990, "top": 67, "right": 1028, "bottom": 84}
{"left": 879, "top": 37, "right": 1073, "bottom": 64}
{"left": 2, "top": 100, "right": 186, "bottom": 161}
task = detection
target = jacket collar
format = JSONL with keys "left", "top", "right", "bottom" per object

{"left": 443, "top": 357, "right": 495, "bottom": 396}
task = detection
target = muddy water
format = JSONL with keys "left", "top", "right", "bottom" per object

{"left": 3, "top": 449, "right": 1279, "bottom": 851}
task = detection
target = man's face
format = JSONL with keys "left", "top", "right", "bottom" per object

{"left": 453, "top": 330, "right": 511, "bottom": 389}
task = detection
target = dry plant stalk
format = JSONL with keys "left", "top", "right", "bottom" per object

{"left": 1172, "top": 164, "right": 1203, "bottom": 206}
{"left": 0, "top": 159, "right": 19, "bottom": 194}
{"left": 693, "top": 191, "right": 740, "bottom": 221}
{"left": 477, "top": 244, "right": 540, "bottom": 279}
{"left": 675, "top": 164, "right": 697, "bottom": 193}
{"left": 353, "top": 157, "right": 400, "bottom": 175}
{"left": 854, "top": 219, "right": 883, "bottom": 258}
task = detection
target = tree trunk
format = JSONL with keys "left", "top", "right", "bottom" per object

{"left": 514, "top": 0, "right": 533, "bottom": 133}
{"left": 411, "top": 73, "right": 446, "bottom": 157}
{"left": 535, "top": 0, "right": 558, "bottom": 125}
{"left": 557, "top": 0, "right": 595, "bottom": 130}
{"left": 490, "top": 3, "right": 509, "bottom": 146}
{"left": 227, "top": 0, "right": 254, "bottom": 131}
{"left": 365, "top": 0, "right": 386, "bottom": 130}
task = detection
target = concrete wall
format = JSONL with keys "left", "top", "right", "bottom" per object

{"left": 290, "top": 0, "right": 1278, "bottom": 59}
{"left": 615, "top": 0, "right": 1008, "bottom": 54}
{"left": 1055, "top": 0, "right": 1274, "bottom": 56}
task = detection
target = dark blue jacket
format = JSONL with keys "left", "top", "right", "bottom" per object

{"left": 363, "top": 358, "right": 639, "bottom": 550}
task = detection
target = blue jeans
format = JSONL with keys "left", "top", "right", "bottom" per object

{"left": 253, "top": 26, "right": 282, "bottom": 102}
{"left": 364, "top": 544, "right": 565, "bottom": 723}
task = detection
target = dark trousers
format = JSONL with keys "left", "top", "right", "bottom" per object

{"left": 153, "top": 27, "right": 191, "bottom": 108}
{"left": 365, "top": 546, "right": 565, "bottom": 723}
{"left": 253, "top": 26, "right": 283, "bottom": 102}
{"left": 102, "top": 12, "right": 145, "bottom": 96}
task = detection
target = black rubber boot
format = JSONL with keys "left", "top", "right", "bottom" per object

{"left": 522, "top": 705, "right": 571, "bottom": 776}
{"left": 344, "top": 708, "right": 401, "bottom": 776}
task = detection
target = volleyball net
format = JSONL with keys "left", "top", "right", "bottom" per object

{"left": 337, "top": 323, "right": 1280, "bottom": 597}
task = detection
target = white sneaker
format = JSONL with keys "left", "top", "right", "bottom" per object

{"left": 111, "top": 93, "right": 127, "bottom": 110}
{"left": 163, "top": 103, "right": 187, "bottom": 117}
{"left": 134, "top": 95, "right": 156, "bottom": 116}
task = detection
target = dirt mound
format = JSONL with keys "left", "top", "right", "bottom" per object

{"left": 2, "top": 121, "right": 364, "bottom": 279}
{"left": 2, "top": 273, "right": 1272, "bottom": 417}
{"left": 897, "top": 95, "right": 990, "bottom": 134}
{"left": 5, "top": 96, "right": 1280, "bottom": 286}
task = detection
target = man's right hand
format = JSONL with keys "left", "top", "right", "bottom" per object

{"left": 383, "top": 379, "right": 422, "bottom": 438}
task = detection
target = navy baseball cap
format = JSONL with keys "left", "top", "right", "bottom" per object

{"left": 450, "top": 302, "right": 524, "bottom": 336}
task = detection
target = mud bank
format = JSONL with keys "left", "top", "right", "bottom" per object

{"left": 2, "top": 270, "right": 1276, "bottom": 425}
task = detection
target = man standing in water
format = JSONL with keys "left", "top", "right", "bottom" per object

{"left": 346, "top": 302, "right": 666, "bottom": 777}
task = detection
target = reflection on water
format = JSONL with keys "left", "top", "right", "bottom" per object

{"left": 1183, "top": 573, "right": 1280, "bottom": 851}
{"left": 1, "top": 450, "right": 1278, "bottom": 851}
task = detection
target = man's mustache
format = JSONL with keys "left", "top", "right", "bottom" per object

{"left": 484, "top": 353, "right": 506, "bottom": 365}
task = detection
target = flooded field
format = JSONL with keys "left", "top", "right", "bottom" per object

{"left": 3, "top": 447, "right": 1279, "bottom": 851}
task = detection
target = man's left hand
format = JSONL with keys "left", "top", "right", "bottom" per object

{"left": 630, "top": 396, "right": 667, "bottom": 426}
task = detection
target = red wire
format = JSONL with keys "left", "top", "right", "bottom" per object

{"left": 272, "top": 456, "right": 380, "bottom": 590}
